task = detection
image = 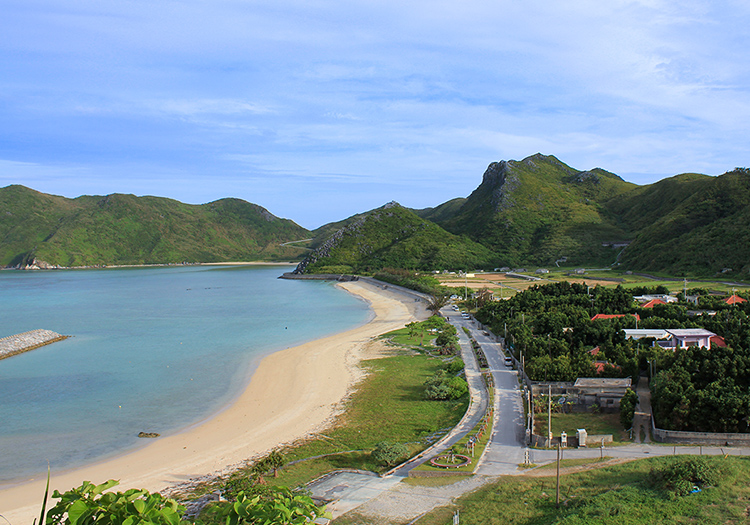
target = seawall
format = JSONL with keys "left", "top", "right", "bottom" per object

{"left": 0, "top": 329, "right": 69, "bottom": 361}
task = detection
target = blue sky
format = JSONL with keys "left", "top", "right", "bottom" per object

{"left": 1, "top": 1, "right": 749, "bottom": 229}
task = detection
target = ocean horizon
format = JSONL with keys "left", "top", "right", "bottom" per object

{"left": 0, "top": 265, "right": 371, "bottom": 483}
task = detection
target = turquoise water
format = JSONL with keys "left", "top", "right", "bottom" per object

{"left": 0, "top": 265, "right": 370, "bottom": 482}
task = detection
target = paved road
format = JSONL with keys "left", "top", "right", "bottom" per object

{"left": 308, "top": 307, "right": 526, "bottom": 519}
{"left": 447, "top": 311, "right": 526, "bottom": 475}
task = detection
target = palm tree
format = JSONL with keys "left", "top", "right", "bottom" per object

{"left": 427, "top": 294, "right": 449, "bottom": 315}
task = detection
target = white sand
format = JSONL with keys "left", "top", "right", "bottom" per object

{"left": 0, "top": 280, "right": 426, "bottom": 522}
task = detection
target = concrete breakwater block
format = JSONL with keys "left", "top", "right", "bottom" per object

{"left": 0, "top": 329, "right": 69, "bottom": 361}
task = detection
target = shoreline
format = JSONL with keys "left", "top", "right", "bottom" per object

{"left": 0, "top": 279, "right": 427, "bottom": 523}
{"left": 2, "top": 261, "right": 300, "bottom": 271}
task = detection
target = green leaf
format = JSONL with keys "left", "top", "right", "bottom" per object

{"left": 66, "top": 500, "right": 92, "bottom": 525}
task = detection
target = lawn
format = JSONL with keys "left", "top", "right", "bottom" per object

{"left": 534, "top": 412, "right": 629, "bottom": 444}
{"left": 415, "top": 455, "right": 750, "bottom": 525}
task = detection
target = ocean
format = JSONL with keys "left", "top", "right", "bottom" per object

{"left": 0, "top": 265, "right": 371, "bottom": 482}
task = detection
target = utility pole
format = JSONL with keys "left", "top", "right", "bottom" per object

{"left": 556, "top": 443, "right": 561, "bottom": 508}
{"left": 548, "top": 384, "right": 552, "bottom": 446}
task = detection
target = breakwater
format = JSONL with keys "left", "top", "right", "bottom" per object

{"left": 0, "top": 329, "right": 69, "bottom": 361}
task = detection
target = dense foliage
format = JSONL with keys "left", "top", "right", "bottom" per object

{"left": 474, "top": 280, "right": 750, "bottom": 433}
{"left": 220, "top": 487, "right": 328, "bottom": 525}
{"left": 46, "top": 480, "right": 186, "bottom": 525}
{"left": 619, "top": 388, "right": 639, "bottom": 430}
{"left": 474, "top": 281, "right": 642, "bottom": 382}
{"left": 0, "top": 186, "right": 310, "bottom": 267}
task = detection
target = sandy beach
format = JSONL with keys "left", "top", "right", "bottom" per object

{"left": 0, "top": 279, "right": 426, "bottom": 523}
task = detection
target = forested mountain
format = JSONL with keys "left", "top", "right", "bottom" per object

{"left": 412, "top": 154, "right": 750, "bottom": 277}
{"left": 0, "top": 185, "right": 310, "bottom": 267}
{"left": 294, "top": 202, "right": 496, "bottom": 274}
{"left": 610, "top": 168, "right": 750, "bottom": 276}
{"left": 4, "top": 156, "right": 750, "bottom": 276}
{"left": 429, "top": 154, "right": 637, "bottom": 267}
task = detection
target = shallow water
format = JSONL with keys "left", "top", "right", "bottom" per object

{"left": 0, "top": 265, "right": 370, "bottom": 482}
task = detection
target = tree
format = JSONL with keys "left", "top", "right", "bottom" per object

{"left": 619, "top": 388, "right": 639, "bottom": 430}
{"left": 265, "top": 450, "right": 285, "bottom": 478}
{"left": 426, "top": 294, "right": 448, "bottom": 315}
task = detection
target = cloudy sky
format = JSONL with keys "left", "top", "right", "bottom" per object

{"left": 1, "top": 1, "right": 748, "bottom": 228}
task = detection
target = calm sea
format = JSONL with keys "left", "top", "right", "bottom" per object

{"left": 0, "top": 265, "right": 371, "bottom": 482}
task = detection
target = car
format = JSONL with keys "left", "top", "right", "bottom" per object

{"left": 504, "top": 356, "right": 513, "bottom": 366}
{"left": 482, "top": 331, "right": 489, "bottom": 336}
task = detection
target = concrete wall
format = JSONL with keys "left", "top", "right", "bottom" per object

{"left": 651, "top": 416, "right": 750, "bottom": 446}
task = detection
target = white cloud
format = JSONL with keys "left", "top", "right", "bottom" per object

{"left": 1, "top": 0, "right": 749, "bottom": 226}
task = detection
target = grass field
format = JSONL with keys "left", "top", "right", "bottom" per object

{"left": 414, "top": 455, "right": 750, "bottom": 525}
{"left": 534, "top": 412, "right": 629, "bottom": 444}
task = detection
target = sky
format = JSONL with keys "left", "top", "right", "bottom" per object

{"left": 1, "top": 1, "right": 749, "bottom": 229}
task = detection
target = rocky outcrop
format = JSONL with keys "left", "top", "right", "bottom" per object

{"left": 293, "top": 201, "right": 400, "bottom": 274}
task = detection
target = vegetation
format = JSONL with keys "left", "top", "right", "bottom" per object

{"left": 217, "top": 486, "right": 328, "bottom": 525}
{"left": 198, "top": 321, "right": 469, "bottom": 495}
{"left": 46, "top": 480, "right": 187, "bottom": 525}
{"left": 611, "top": 168, "right": 750, "bottom": 276}
{"left": 415, "top": 455, "right": 750, "bottom": 525}
{"left": 0, "top": 185, "right": 310, "bottom": 267}
{"left": 619, "top": 389, "right": 639, "bottom": 430}
{"left": 297, "top": 202, "right": 496, "bottom": 274}
{"left": 434, "top": 154, "right": 636, "bottom": 267}
{"left": 424, "top": 370, "right": 468, "bottom": 401}
{"left": 371, "top": 441, "right": 410, "bottom": 467}
{"left": 474, "top": 279, "right": 750, "bottom": 434}
{"left": 649, "top": 457, "right": 727, "bottom": 498}
{"left": 372, "top": 268, "right": 449, "bottom": 296}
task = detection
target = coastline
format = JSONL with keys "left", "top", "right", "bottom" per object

{"left": 0, "top": 279, "right": 427, "bottom": 523}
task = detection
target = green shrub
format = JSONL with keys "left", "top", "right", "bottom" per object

{"left": 443, "top": 357, "right": 465, "bottom": 375}
{"left": 221, "top": 486, "right": 329, "bottom": 525}
{"left": 46, "top": 480, "right": 186, "bottom": 525}
{"left": 371, "top": 441, "right": 409, "bottom": 467}
{"left": 650, "top": 457, "right": 727, "bottom": 498}
{"left": 425, "top": 370, "right": 468, "bottom": 400}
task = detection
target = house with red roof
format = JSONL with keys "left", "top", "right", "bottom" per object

{"left": 641, "top": 298, "right": 666, "bottom": 308}
{"left": 725, "top": 294, "right": 747, "bottom": 305}
{"left": 591, "top": 313, "right": 640, "bottom": 321}
{"left": 593, "top": 360, "right": 621, "bottom": 374}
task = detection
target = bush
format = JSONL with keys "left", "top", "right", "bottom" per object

{"left": 46, "top": 480, "right": 186, "bottom": 525}
{"left": 371, "top": 441, "right": 409, "bottom": 467}
{"left": 443, "top": 357, "right": 465, "bottom": 375}
{"left": 619, "top": 388, "right": 639, "bottom": 429}
{"left": 650, "top": 457, "right": 726, "bottom": 498}
{"left": 425, "top": 370, "right": 468, "bottom": 400}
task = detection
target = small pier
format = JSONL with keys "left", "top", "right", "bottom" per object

{"left": 0, "top": 329, "right": 69, "bottom": 361}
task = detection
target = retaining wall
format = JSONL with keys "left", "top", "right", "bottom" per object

{"left": 651, "top": 416, "right": 750, "bottom": 446}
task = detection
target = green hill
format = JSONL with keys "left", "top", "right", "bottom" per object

{"left": 411, "top": 197, "right": 467, "bottom": 223}
{"left": 609, "top": 168, "right": 750, "bottom": 276}
{"left": 435, "top": 154, "right": 637, "bottom": 267}
{"left": 294, "top": 202, "right": 496, "bottom": 274}
{"left": 0, "top": 185, "right": 311, "bottom": 267}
